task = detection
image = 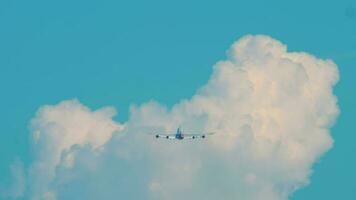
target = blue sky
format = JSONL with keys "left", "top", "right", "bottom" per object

{"left": 0, "top": 0, "right": 355, "bottom": 199}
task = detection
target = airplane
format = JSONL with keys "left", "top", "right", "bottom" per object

{"left": 155, "top": 127, "right": 214, "bottom": 140}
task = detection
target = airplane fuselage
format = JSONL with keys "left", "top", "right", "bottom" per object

{"left": 175, "top": 128, "right": 184, "bottom": 140}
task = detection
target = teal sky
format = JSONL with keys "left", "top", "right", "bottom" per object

{"left": 0, "top": 0, "right": 355, "bottom": 199}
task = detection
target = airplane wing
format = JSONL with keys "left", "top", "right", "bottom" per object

{"left": 155, "top": 134, "right": 176, "bottom": 139}
{"left": 183, "top": 134, "right": 205, "bottom": 139}
{"left": 183, "top": 132, "right": 215, "bottom": 139}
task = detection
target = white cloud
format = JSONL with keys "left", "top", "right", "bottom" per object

{"left": 27, "top": 100, "right": 124, "bottom": 200}
{"left": 20, "top": 35, "right": 339, "bottom": 200}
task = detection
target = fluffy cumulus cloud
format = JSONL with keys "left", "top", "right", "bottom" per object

{"left": 28, "top": 101, "right": 124, "bottom": 200}
{"left": 12, "top": 35, "right": 340, "bottom": 200}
